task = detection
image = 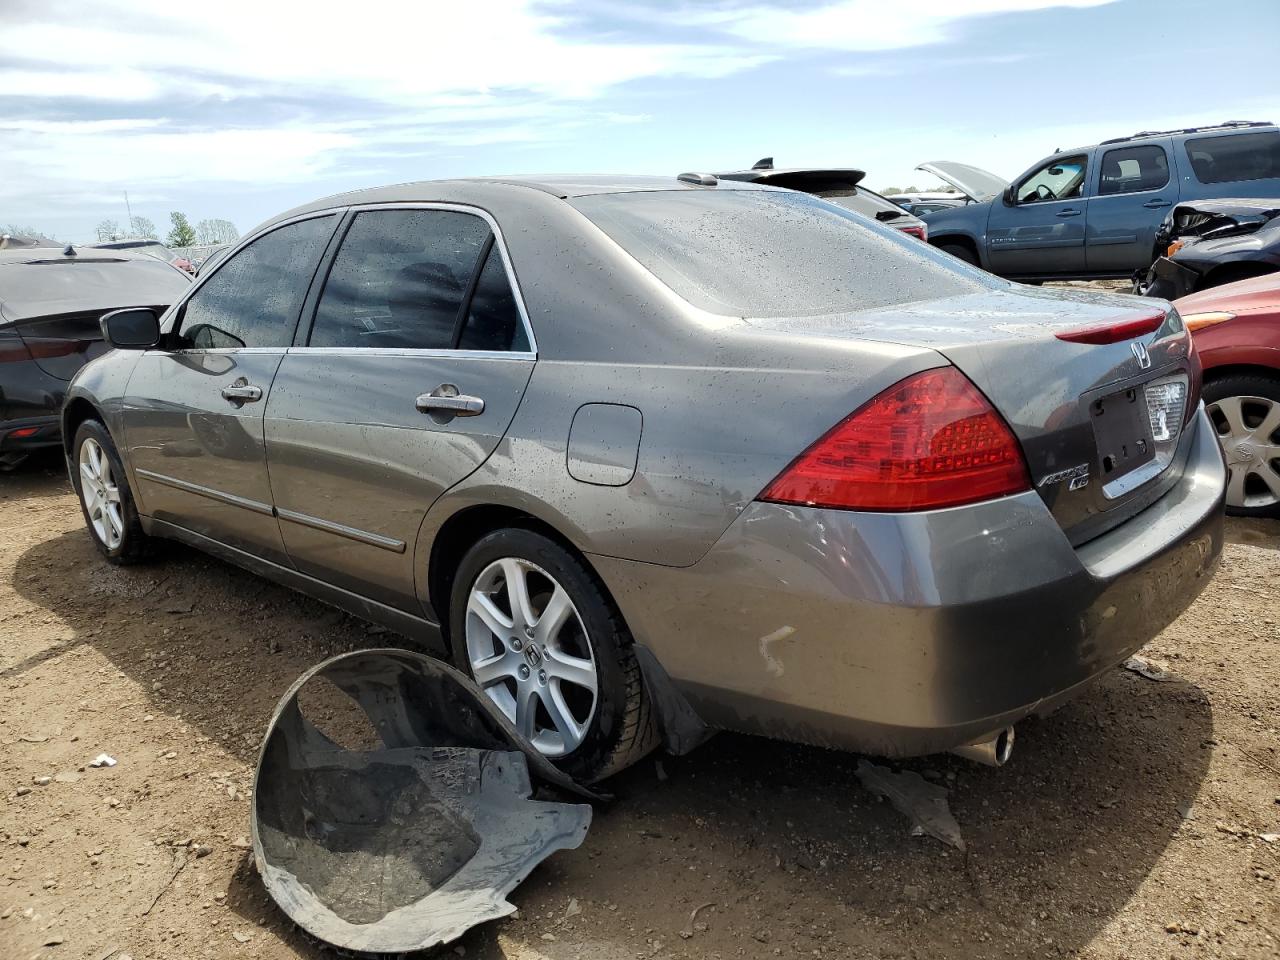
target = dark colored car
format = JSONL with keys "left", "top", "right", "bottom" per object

{"left": 1138, "top": 198, "right": 1280, "bottom": 298}
{"left": 93, "top": 238, "right": 195, "bottom": 274}
{"left": 0, "top": 246, "right": 189, "bottom": 467}
{"left": 716, "top": 158, "right": 929, "bottom": 240}
{"left": 1174, "top": 272, "right": 1280, "bottom": 516}
{"left": 63, "top": 175, "right": 1222, "bottom": 782}
{"left": 923, "top": 121, "right": 1280, "bottom": 281}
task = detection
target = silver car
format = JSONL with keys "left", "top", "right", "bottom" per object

{"left": 64, "top": 175, "right": 1225, "bottom": 781}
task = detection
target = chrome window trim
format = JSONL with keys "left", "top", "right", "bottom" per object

{"left": 285, "top": 346, "right": 535, "bottom": 361}
{"left": 296, "top": 201, "right": 540, "bottom": 359}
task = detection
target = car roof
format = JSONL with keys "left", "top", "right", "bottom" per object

{"left": 0, "top": 246, "right": 162, "bottom": 266}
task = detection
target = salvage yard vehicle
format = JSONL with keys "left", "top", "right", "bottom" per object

{"left": 93, "top": 238, "right": 196, "bottom": 274}
{"left": 0, "top": 245, "right": 189, "bottom": 468}
{"left": 63, "top": 175, "right": 1224, "bottom": 782}
{"left": 1175, "top": 272, "right": 1280, "bottom": 517}
{"left": 717, "top": 158, "right": 929, "bottom": 240}
{"left": 922, "top": 121, "right": 1280, "bottom": 283}
{"left": 1138, "top": 198, "right": 1280, "bottom": 299}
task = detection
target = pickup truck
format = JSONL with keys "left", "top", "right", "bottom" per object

{"left": 921, "top": 121, "right": 1280, "bottom": 283}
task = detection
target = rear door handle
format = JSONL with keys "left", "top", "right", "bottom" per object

{"left": 1056, "top": 208, "right": 1082, "bottom": 218}
{"left": 1142, "top": 198, "right": 1172, "bottom": 208}
{"left": 416, "top": 384, "right": 484, "bottom": 418}
{"left": 221, "top": 380, "right": 263, "bottom": 403}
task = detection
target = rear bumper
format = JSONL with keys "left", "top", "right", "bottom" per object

{"left": 593, "top": 407, "right": 1225, "bottom": 757}
{"left": 1, "top": 415, "right": 62, "bottom": 461}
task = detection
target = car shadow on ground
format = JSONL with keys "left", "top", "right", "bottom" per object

{"left": 0, "top": 448, "right": 72, "bottom": 503}
{"left": 12, "top": 505, "right": 1216, "bottom": 959}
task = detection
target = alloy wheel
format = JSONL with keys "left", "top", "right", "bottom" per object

{"left": 1208, "top": 395, "right": 1280, "bottom": 509}
{"left": 464, "top": 557, "right": 599, "bottom": 757}
{"left": 79, "top": 437, "right": 125, "bottom": 550}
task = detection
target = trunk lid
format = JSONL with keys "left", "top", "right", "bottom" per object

{"left": 916, "top": 161, "right": 1008, "bottom": 202}
{"left": 746, "top": 285, "right": 1197, "bottom": 545}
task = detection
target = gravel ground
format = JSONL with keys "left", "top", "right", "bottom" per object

{"left": 2, "top": 452, "right": 1278, "bottom": 960}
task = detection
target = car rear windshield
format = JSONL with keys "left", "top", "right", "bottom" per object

{"left": 0, "top": 258, "right": 188, "bottom": 322}
{"left": 570, "top": 189, "right": 986, "bottom": 317}
{"left": 1185, "top": 131, "right": 1280, "bottom": 185}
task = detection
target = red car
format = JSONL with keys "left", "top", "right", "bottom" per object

{"left": 1176, "top": 272, "right": 1280, "bottom": 517}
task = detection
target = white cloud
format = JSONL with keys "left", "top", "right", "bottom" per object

{"left": 696, "top": 0, "right": 1117, "bottom": 50}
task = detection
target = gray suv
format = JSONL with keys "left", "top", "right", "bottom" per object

{"left": 922, "top": 121, "right": 1280, "bottom": 282}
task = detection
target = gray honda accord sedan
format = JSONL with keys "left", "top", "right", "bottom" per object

{"left": 63, "top": 175, "right": 1225, "bottom": 781}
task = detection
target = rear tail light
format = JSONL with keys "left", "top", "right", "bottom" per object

{"left": 759, "top": 366, "right": 1030, "bottom": 512}
{"left": 1054, "top": 311, "right": 1165, "bottom": 344}
{"left": 898, "top": 224, "right": 928, "bottom": 242}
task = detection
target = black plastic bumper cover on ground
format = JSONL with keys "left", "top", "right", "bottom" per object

{"left": 252, "top": 648, "right": 594, "bottom": 953}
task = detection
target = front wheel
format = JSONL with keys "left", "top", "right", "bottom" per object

{"left": 449, "top": 528, "right": 657, "bottom": 782}
{"left": 1203, "top": 374, "right": 1280, "bottom": 518}
{"left": 71, "top": 420, "right": 155, "bottom": 563}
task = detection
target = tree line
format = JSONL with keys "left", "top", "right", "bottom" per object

{"left": 93, "top": 212, "right": 239, "bottom": 247}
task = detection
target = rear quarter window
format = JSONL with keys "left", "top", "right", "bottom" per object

{"left": 1185, "top": 131, "right": 1280, "bottom": 185}
{"left": 570, "top": 189, "right": 987, "bottom": 318}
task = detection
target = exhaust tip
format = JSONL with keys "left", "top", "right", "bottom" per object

{"left": 950, "top": 726, "right": 1015, "bottom": 767}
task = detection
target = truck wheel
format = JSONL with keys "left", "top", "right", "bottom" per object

{"left": 937, "top": 243, "right": 978, "bottom": 266}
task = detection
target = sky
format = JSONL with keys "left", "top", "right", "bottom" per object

{"left": 1, "top": 0, "right": 1277, "bottom": 243}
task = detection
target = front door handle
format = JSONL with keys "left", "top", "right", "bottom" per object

{"left": 416, "top": 384, "right": 485, "bottom": 418}
{"left": 1055, "top": 208, "right": 1082, "bottom": 218}
{"left": 221, "top": 379, "right": 263, "bottom": 403}
{"left": 1142, "top": 198, "right": 1172, "bottom": 208}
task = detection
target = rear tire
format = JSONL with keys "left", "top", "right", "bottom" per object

{"left": 71, "top": 420, "right": 156, "bottom": 563}
{"left": 937, "top": 242, "right": 979, "bottom": 266}
{"left": 449, "top": 528, "right": 658, "bottom": 782}
{"left": 1203, "top": 373, "right": 1280, "bottom": 518}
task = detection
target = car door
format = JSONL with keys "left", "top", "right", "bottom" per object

{"left": 121, "top": 214, "right": 339, "bottom": 565}
{"left": 985, "top": 153, "right": 1090, "bottom": 277}
{"left": 264, "top": 205, "right": 536, "bottom": 613}
{"left": 1085, "top": 140, "right": 1176, "bottom": 274}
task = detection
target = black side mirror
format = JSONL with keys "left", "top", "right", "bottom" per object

{"left": 100, "top": 308, "right": 161, "bottom": 349}
{"left": 1002, "top": 185, "right": 1016, "bottom": 206}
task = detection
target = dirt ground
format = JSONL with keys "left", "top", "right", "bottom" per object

{"left": 2, "top": 451, "right": 1279, "bottom": 960}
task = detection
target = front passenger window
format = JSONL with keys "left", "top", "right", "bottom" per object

{"left": 177, "top": 215, "right": 334, "bottom": 349}
{"left": 1017, "top": 156, "right": 1087, "bottom": 203}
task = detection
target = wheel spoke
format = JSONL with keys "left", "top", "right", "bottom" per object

{"left": 1212, "top": 397, "right": 1249, "bottom": 438}
{"left": 104, "top": 484, "right": 121, "bottom": 505}
{"left": 501, "top": 558, "right": 537, "bottom": 628}
{"left": 514, "top": 683, "right": 539, "bottom": 739}
{"left": 83, "top": 486, "right": 101, "bottom": 515}
{"left": 1226, "top": 465, "right": 1248, "bottom": 506}
{"left": 544, "top": 682, "right": 583, "bottom": 745}
{"left": 546, "top": 650, "right": 597, "bottom": 694}
{"left": 1256, "top": 462, "right": 1280, "bottom": 501}
{"left": 80, "top": 462, "right": 97, "bottom": 488}
{"left": 535, "top": 585, "right": 574, "bottom": 644}
{"left": 1253, "top": 400, "right": 1280, "bottom": 443}
{"left": 105, "top": 505, "right": 124, "bottom": 541}
{"left": 472, "top": 650, "right": 516, "bottom": 687}
{"left": 468, "top": 591, "right": 512, "bottom": 638}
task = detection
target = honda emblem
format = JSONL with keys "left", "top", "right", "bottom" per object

{"left": 1130, "top": 341, "right": 1152, "bottom": 369}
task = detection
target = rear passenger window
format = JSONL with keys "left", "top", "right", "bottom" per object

{"left": 1186, "top": 132, "right": 1280, "bottom": 185}
{"left": 1099, "top": 145, "right": 1169, "bottom": 195}
{"left": 458, "top": 246, "right": 529, "bottom": 352}
{"left": 309, "top": 210, "right": 489, "bottom": 349}
{"left": 178, "top": 215, "right": 334, "bottom": 349}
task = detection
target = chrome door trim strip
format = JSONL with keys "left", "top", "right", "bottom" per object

{"left": 277, "top": 507, "right": 407, "bottom": 554}
{"left": 285, "top": 346, "right": 536, "bottom": 361}
{"left": 134, "top": 468, "right": 274, "bottom": 516}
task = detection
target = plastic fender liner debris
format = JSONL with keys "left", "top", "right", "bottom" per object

{"left": 252, "top": 648, "right": 595, "bottom": 953}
